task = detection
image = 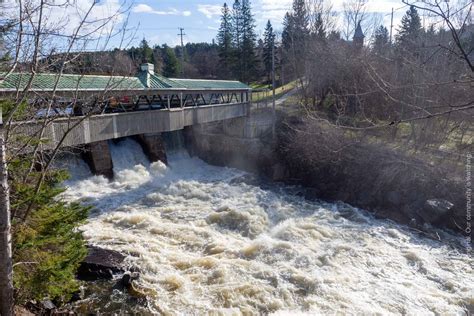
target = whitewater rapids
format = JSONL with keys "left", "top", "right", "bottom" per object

{"left": 60, "top": 139, "right": 473, "bottom": 315}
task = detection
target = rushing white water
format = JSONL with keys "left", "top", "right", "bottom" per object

{"left": 61, "top": 138, "right": 473, "bottom": 315}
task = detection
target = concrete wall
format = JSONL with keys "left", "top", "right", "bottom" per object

{"left": 82, "top": 141, "right": 114, "bottom": 179}
{"left": 185, "top": 115, "right": 288, "bottom": 181}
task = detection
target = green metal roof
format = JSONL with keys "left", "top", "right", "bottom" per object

{"left": 0, "top": 73, "right": 144, "bottom": 91}
{"left": 171, "top": 78, "right": 250, "bottom": 90}
{"left": 0, "top": 71, "right": 250, "bottom": 92}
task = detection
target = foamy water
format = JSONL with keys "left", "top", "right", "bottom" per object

{"left": 61, "top": 139, "right": 473, "bottom": 315}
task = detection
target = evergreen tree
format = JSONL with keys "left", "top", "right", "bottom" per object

{"left": 292, "top": 0, "right": 309, "bottom": 43}
{"left": 281, "top": 0, "right": 309, "bottom": 80}
{"left": 240, "top": 0, "right": 257, "bottom": 82}
{"left": 231, "top": 0, "right": 243, "bottom": 79}
{"left": 217, "top": 3, "right": 234, "bottom": 78}
{"left": 282, "top": 12, "right": 295, "bottom": 52}
{"left": 139, "top": 39, "right": 154, "bottom": 64}
{"left": 312, "top": 13, "right": 326, "bottom": 41}
{"left": 162, "top": 45, "right": 179, "bottom": 77}
{"left": 396, "top": 6, "right": 423, "bottom": 53}
{"left": 263, "top": 20, "right": 276, "bottom": 80}
{"left": 373, "top": 25, "right": 389, "bottom": 54}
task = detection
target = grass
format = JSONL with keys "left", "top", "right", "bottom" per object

{"left": 251, "top": 80, "right": 298, "bottom": 103}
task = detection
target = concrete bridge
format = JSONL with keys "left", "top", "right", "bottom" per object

{"left": 16, "top": 101, "right": 249, "bottom": 150}
{"left": 1, "top": 64, "right": 252, "bottom": 177}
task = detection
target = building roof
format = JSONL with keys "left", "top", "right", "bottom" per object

{"left": 171, "top": 78, "right": 250, "bottom": 90}
{"left": 0, "top": 70, "right": 250, "bottom": 93}
{"left": 0, "top": 72, "right": 144, "bottom": 92}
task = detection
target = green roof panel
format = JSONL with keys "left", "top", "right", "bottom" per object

{"left": 170, "top": 78, "right": 250, "bottom": 90}
{"left": 0, "top": 71, "right": 250, "bottom": 92}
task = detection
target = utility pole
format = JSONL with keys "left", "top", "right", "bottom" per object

{"left": 178, "top": 28, "right": 186, "bottom": 77}
{"left": 390, "top": 8, "right": 394, "bottom": 44}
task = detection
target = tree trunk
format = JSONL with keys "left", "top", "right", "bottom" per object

{"left": 0, "top": 117, "right": 13, "bottom": 316}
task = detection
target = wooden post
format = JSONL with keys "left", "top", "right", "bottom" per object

{"left": 0, "top": 109, "right": 13, "bottom": 316}
{"left": 180, "top": 92, "right": 184, "bottom": 108}
{"left": 167, "top": 94, "right": 171, "bottom": 110}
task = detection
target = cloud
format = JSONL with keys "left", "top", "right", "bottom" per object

{"left": 132, "top": 3, "right": 191, "bottom": 16}
{"left": 1, "top": 0, "right": 126, "bottom": 41}
{"left": 198, "top": 4, "right": 222, "bottom": 19}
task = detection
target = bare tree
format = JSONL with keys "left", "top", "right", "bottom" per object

{"left": 342, "top": 0, "right": 368, "bottom": 40}
{"left": 0, "top": 0, "right": 133, "bottom": 312}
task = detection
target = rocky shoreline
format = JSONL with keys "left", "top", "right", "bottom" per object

{"left": 18, "top": 247, "right": 145, "bottom": 315}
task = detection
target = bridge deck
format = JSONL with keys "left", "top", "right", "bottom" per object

{"left": 15, "top": 102, "right": 250, "bottom": 150}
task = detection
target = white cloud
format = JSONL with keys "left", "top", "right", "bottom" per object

{"left": 132, "top": 4, "right": 154, "bottom": 13}
{"left": 1, "top": 0, "right": 126, "bottom": 41}
{"left": 132, "top": 3, "right": 191, "bottom": 16}
{"left": 197, "top": 4, "right": 222, "bottom": 19}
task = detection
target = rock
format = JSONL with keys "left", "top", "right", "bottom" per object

{"left": 387, "top": 191, "right": 402, "bottom": 205}
{"left": 271, "top": 163, "right": 288, "bottom": 181}
{"left": 40, "top": 300, "right": 56, "bottom": 310}
{"left": 417, "top": 199, "right": 454, "bottom": 224}
{"left": 77, "top": 246, "right": 126, "bottom": 281}
{"left": 14, "top": 306, "right": 35, "bottom": 316}
{"left": 114, "top": 271, "right": 140, "bottom": 290}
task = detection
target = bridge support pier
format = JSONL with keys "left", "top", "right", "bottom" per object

{"left": 135, "top": 133, "right": 167, "bottom": 164}
{"left": 82, "top": 141, "right": 114, "bottom": 179}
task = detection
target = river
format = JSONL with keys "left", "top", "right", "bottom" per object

{"left": 60, "top": 138, "right": 473, "bottom": 315}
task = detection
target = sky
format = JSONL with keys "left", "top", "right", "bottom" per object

{"left": 1, "top": 0, "right": 411, "bottom": 50}
{"left": 124, "top": 0, "right": 408, "bottom": 47}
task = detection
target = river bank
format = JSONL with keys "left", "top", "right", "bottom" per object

{"left": 186, "top": 113, "right": 471, "bottom": 247}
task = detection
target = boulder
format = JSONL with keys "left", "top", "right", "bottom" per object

{"left": 77, "top": 246, "right": 126, "bottom": 281}
{"left": 417, "top": 199, "right": 454, "bottom": 224}
{"left": 113, "top": 271, "right": 140, "bottom": 290}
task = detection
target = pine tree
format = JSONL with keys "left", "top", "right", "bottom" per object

{"left": 312, "top": 13, "right": 326, "bottom": 41}
{"left": 292, "top": 0, "right": 309, "bottom": 44}
{"left": 282, "top": 12, "right": 295, "bottom": 51}
{"left": 263, "top": 20, "right": 276, "bottom": 80}
{"left": 281, "top": 0, "right": 309, "bottom": 80}
{"left": 231, "top": 0, "right": 244, "bottom": 79}
{"left": 396, "top": 6, "right": 422, "bottom": 53}
{"left": 240, "top": 0, "right": 257, "bottom": 82}
{"left": 373, "top": 25, "right": 389, "bottom": 54}
{"left": 139, "top": 39, "right": 154, "bottom": 64}
{"left": 217, "top": 3, "right": 234, "bottom": 78}
{"left": 162, "top": 45, "right": 179, "bottom": 77}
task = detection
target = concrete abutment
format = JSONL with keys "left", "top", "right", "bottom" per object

{"left": 134, "top": 133, "right": 168, "bottom": 165}
{"left": 82, "top": 133, "right": 168, "bottom": 178}
{"left": 82, "top": 141, "right": 114, "bottom": 179}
